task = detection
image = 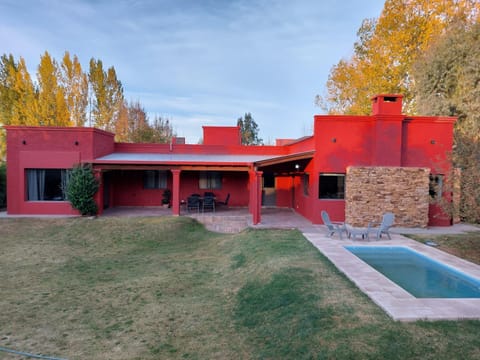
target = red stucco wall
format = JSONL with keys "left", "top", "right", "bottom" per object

{"left": 6, "top": 126, "right": 113, "bottom": 215}
{"left": 4, "top": 94, "right": 457, "bottom": 226}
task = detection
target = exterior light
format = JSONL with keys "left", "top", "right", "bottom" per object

{"left": 295, "top": 164, "right": 300, "bottom": 170}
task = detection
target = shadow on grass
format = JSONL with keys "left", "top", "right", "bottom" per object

{"left": 235, "top": 267, "right": 334, "bottom": 359}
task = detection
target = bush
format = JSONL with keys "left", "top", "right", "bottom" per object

{"left": 65, "top": 164, "right": 99, "bottom": 216}
{"left": 0, "top": 162, "right": 6, "bottom": 209}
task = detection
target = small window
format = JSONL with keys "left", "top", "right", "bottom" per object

{"left": 429, "top": 174, "right": 443, "bottom": 199}
{"left": 199, "top": 171, "right": 222, "bottom": 189}
{"left": 143, "top": 170, "right": 167, "bottom": 189}
{"left": 26, "top": 169, "right": 69, "bottom": 201}
{"left": 303, "top": 174, "right": 310, "bottom": 196}
{"left": 319, "top": 173, "right": 345, "bottom": 199}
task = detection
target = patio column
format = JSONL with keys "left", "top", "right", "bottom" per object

{"left": 249, "top": 170, "right": 263, "bottom": 225}
{"left": 93, "top": 169, "right": 104, "bottom": 215}
{"left": 171, "top": 169, "right": 181, "bottom": 216}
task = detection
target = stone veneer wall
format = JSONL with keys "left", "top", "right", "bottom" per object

{"left": 345, "top": 166, "right": 430, "bottom": 228}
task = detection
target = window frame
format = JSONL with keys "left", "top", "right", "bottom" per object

{"left": 143, "top": 170, "right": 168, "bottom": 189}
{"left": 429, "top": 174, "right": 444, "bottom": 200}
{"left": 199, "top": 171, "right": 222, "bottom": 190}
{"left": 26, "top": 168, "right": 69, "bottom": 201}
{"left": 318, "top": 173, "right": 345, "bottom": 200}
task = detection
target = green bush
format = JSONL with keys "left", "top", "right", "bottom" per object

{"left": 65, "top": 164, "right": 99, "bottom": 216}
{"left": 0, "top": 162, "right": 6, "bottom": 209}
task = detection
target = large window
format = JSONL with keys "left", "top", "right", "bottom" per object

{"left": 199, "top": 171, "right": 222, "bottom": 189}
{"left": 143, "top": 170, "right": 167, "bottom": 189}
{"left": 319, "top": 173, "right": 345, "bottom": 199}
{"left": 26, "top": 169, "right": 69, "bottom": 201}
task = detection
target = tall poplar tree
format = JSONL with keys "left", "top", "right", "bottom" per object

{"left": 37, "top": 51, "right": 70, "bottom": 126}
{"left": 88, "top": 58, "right": 124, "bottom": 132}
{"left": 0, "top": 55, "right": 37, "bottom": 158}
{"left": 61, "top": 52, "right": 88, "bottom": 126}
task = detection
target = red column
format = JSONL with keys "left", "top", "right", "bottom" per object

{"left": 93, "top": 169, "right": 103, "bottom": 215}
{"left": 249, "top": 170, "right": 263, "bottom": 225}
{"left": 171, "top": 169, "right": 181, "bottom": 216}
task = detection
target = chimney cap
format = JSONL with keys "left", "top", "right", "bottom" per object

{"left": 371, "top": 94, "right": 403, "bottom": 101}
{"left": 371, "top": 94, "right": 403, "bottom": 115}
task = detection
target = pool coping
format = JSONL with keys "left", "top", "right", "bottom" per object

{"left": 302, "top": 231, "right": 480, "bottom": 322}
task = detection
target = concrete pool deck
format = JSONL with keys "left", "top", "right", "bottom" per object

{"left": 302, "top": 230, "right": 480, "bottom": 322}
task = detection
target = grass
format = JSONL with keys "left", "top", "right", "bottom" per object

{"left": 1, "top": 216, "right": 480, "bottom": 359}
{"left": 406, "top": 231, "right": 480, "bottom": 265}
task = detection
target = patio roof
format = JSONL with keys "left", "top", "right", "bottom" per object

{"left": 93, "top": 151, "right": 315, "bottom": 170}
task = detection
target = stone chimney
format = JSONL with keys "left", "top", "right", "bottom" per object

{"left": 371, "top": 94, "right": 403, "bottom": 115}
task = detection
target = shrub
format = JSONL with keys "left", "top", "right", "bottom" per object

{"left": 65, "top": 164, "right": 99, "bottom": 216}
{"left": 0, "top": 162, "right": 6, "bottom": 209}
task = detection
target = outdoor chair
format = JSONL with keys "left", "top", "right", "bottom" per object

{"left": 202, "top": 195, "right": 215, "bottom": 213}
{"left": 216, "top": 193, "right": 230, "bottom": 207}
{"left": 187, "top": 195, "right": 200, "bottom": 213}
{"left": 321, "top": 210, "right": 347, "bottom": 239}
{"left": 367, "top": 212, "right": 395, "bottom": 240}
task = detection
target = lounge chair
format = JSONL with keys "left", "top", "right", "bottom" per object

{"left": 216, "top": 193, "right": 230, "bottom": 207}
{"left": 367, "top": 212, "right": 395, "bottom": 240}
{"left": 321, "top": 210, "right": 347, "bottom": 239}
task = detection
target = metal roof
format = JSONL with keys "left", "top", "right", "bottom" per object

{"left": 94, "top": 151, "right": 315, "bottom": 169}
{"left": 94, "top": 152, "right": 284, "bottom": 165}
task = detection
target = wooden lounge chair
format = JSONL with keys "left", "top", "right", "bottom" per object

{"left": 321, "top": 210, "right": 347, "bottom": 239}
{"left": 367, "top": 212, "right": 395, "bottom": 240}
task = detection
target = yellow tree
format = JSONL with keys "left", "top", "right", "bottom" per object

{"left": 319, "top": 0, "right": 480, "bottom": 115}
{"left": 61, "top": 51, "right": 88, "bottom": 126}
{"left": 88, "top": 58, "right": 124, "bottom": 132}
{"left": 37, "top": 51, "right": 71, "bottom": 126}
{"left": 0, "top": 55, "right": 37, "bottom": 158}
{"left": 114, "top": 100, "right": 130, "bottom": 142}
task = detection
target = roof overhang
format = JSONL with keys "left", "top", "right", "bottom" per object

{"left": 253, "top": 151, "right": 315, "bottom": 168}
{"left": 92, "top": 151, "right": 315, "bottom": 172}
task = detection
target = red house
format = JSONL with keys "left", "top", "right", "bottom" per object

{"left": 5, "top": 94, "right": 457, "bottom": 227}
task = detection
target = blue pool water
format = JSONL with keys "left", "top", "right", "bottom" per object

{"left": 345, "top": 246, "right": 480, "bottom": 298}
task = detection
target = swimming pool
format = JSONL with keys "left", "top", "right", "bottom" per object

{"left": 345, "top": 246, "right": 480, "bottom": 298}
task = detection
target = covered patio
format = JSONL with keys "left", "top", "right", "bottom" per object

{"left": 101, "top": 206, "right": 315, "bottom": 233}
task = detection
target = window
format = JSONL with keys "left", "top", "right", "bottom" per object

{"left": 429, "top": 174, "right": 443, "bottom": 199}
{"left": 143, "top": 170, "right": 167, "bottom": 189}
{"left": 26, "top": 169, "right": 69, "bottom": 201}
{"left": 199, "top": 171, "right": 222, "bottom": 189}
{"left": 303, "top": 174, "right": 310, "bottom": 196}
{"left": 319, "top": 173, "right": 345, "bottom": 199}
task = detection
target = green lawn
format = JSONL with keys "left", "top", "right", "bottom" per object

{"left": 1, "top": 217, "right": 480, "bottom": 359}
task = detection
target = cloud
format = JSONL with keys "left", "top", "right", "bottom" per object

{"left": 0, "top": 0, "right": 385, "bottom": 142}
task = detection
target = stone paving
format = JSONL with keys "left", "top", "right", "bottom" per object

{"left": 303, "top": 231, "right": 480, "bottom": 321}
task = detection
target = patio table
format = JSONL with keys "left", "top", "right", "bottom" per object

{"left": 346, "top": 226, "right": 369, "bottom": 240}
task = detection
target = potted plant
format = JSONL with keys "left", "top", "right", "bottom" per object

{"left": 162, "top": 189, "right": 171, "bottom": 208}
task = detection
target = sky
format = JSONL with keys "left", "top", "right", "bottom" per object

{"left": 0, "top": 0, "right": 385, "bottom": 144}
